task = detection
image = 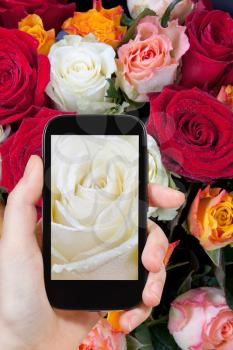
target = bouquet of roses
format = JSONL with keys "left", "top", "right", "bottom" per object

{"left": 0, "top": 0, "right": 232, "bottom": 349}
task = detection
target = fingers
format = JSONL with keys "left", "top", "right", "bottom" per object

{"left": 119, "top": 267, "right": 166, "bottom": 333}
{"left": 2, "top": 155, "right": 43, "bottom": 246}
{"left": 142, "top": 220, "right": 168, "bottom": 273}
{"left": 142, "top": 266, "right": 166, "bottom": 307}
{"left": 148, "top": 183, "right": 185, "bottom": 209}
{"left": 119, "top": 303, "right": 152, "bottom": 333}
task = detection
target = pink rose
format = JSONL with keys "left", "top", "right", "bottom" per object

{"left": 116, "top": 16, "right": 189, "bottom": 102}
{"left": 79, "top": 318, "right": 127, "bottom": 350}
{"left": 168, "top": 287, "right": 233, "bottom": 350}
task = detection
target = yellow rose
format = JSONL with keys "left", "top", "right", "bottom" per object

{"left": 19, "top": 14, "right": 55, "bottom": 55}
{"left": 187, "top": 186, "right": 233, "bottom": 250}
{"left": 62, "top": 2, "right": 126, "bottom": 48}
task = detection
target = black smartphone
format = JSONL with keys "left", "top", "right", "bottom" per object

{"left": 43, "top": 114, "right": 148, "bottom": 310}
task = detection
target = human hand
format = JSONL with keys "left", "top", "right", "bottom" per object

{"left": 0, "top": 155, "right": 185, "bottom": 350}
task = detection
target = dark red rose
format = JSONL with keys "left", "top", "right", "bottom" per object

{"left": 0, "top": 107, "right": 68, "bottom": 193}
{"left": 0, "top": 0, "right": 76, "bottom": 32}
{"left": 147, "top": 86, "right": 233, "bottom": 182}
{"left": 181, "top": 9, "right": 233, "bottom": 94}
{"left": 0, "top": 28, "right": 50, "bottom": 126}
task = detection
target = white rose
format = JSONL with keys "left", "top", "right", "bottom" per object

{"left": 46, "top": 34, "right": 117, "bottom": 114}
{"left": 51, "top": 135, "right": 139, "bottom": 280}
{"left": 148, "top": 135, "right": 178, "bottom": 221}
{"left": 127, "top": 0, "right": 193, "bottom": 22}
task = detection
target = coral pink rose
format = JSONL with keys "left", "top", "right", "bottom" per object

{"left": 79, "top": 318, "right": 127, "bottom": 350}
{"left": 168, "top": 287, "right": 233, "bottom": 350}
{"left": 187, "top": 186, "right": 233, "bottom": 250}
{"left": 116, "top": 16, "right": 189, "bottom": 102}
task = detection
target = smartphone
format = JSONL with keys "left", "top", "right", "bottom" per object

{"left": 43, "top": 114, "right": 148, "bottom": 310}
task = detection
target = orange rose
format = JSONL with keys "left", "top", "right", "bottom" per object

{"left": 217, "top": 85, "right": 233, "bottom": 111}
{"left": 62, "top": 0, "right": 126, "bottom": 48}
{"left": 19, "top": 14, "right": 55, "bottom": 55}
{"left": 187, "top": 186, "right": 233, "bottom": 250}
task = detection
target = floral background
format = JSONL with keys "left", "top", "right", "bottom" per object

{"left": 0, "top": 0, "right": 232, "bottom": 349}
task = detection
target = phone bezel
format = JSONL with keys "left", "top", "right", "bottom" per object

{"left": 43, "top": 114, "right": 148, "bottom": 310}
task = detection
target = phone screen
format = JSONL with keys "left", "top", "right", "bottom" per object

{"left": 51, "top": 135, "right": 139, "bottom": 281}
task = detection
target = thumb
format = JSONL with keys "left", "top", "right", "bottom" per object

{"left": 2, "top": 155, "right": 43, "bottom": 248}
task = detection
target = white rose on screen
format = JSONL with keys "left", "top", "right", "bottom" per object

{"left": 147, "top": 135, "right": 178, "bottom": 221}
{"left": 51, "top": 135, "right": 139, "bottom": 280}
{"left": 127, "top": 0, "right": 193, "bottom": 22}
{"left": 46, "top": 34, "right": 117, "bottom": 114}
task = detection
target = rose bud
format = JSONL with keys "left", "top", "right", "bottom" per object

{"left": 127, "top": 0, "right": 193, "bottom": 22}
{"left": 217, "top": 85, "right": 233, "bottom": 112}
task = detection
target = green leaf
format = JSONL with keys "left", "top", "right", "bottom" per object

{"left": 135, "top": 326, "right": 154, "bottom": 349}
{"left": 223, "top": 249, "right": 233, "bottom": 310}
{"left": 161, "top": 0, "right": 183, "bottom": 28}
{"left": 166, "top": 261, "right": 190, "bottom": 272}
{"left": 120, "top": 8, "right": 156, "bottom": 46}
{"left": 150, "top": 324, "right": 182, "bottom": 350}
{"left": 121, "top": 13, "right": 134, "bottom": 27}
{"left": 225, "top": 264, "right": 233, "bottom": 310}
{"left": 120, "top": 90, "right": 145, "bottom": 112}
{"left": 106, "top": 78, "right": 120, "bottom": 100}
{"left": 126, "top": 335, "right": 143, "bottom": 350}
{"left": 177, "top": 270, "right": 194, "bottom": 295}
{"left": 205, "top": 248, "right": 222, "bottom": 267}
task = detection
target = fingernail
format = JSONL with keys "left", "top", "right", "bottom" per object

{"left": 24, "top": 156, "right": 36, "bottom": 179}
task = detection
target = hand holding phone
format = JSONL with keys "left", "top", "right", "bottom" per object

{"left": 43, "top": 115, "right": 148, "bottom": 310}
{"left": 0, "top": 154, "right": 184, "bottom": 350}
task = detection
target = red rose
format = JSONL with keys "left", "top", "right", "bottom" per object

{"left": 0, "top": 108, "right": 68, "bottom": 193}
{"left": 0, "top": 28, "right": 50, "bottom": 126}
{"left": 147, "top": 86, "right": 233, "bottom": 182}
{"left": 181, "top": 9, "right": 233, "bottom": 94}
{"left": 0, "top": 0, "right": 76, "bottom": 32}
